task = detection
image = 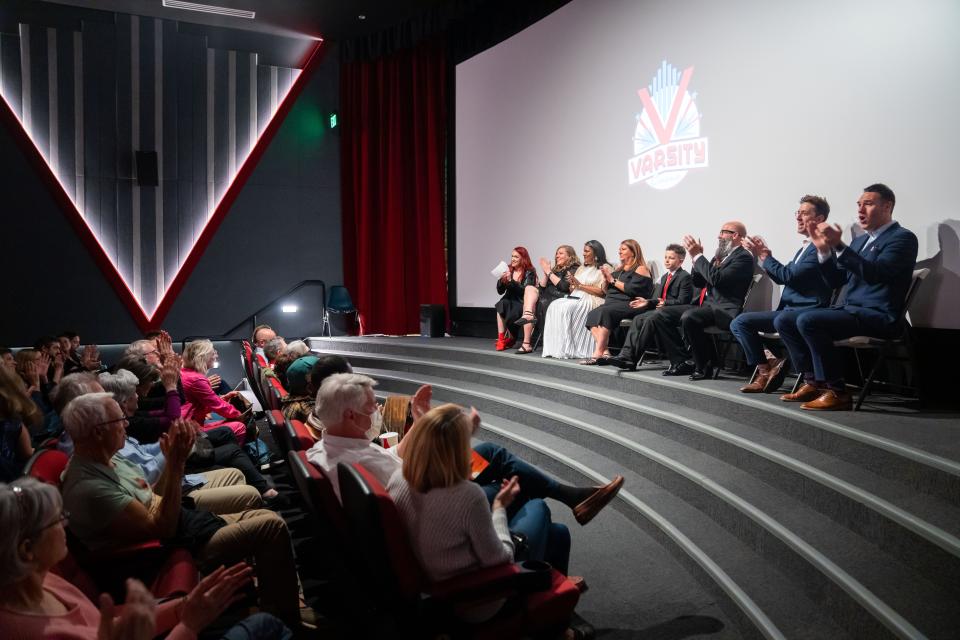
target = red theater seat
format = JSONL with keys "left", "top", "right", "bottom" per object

{"left": 337, "top": 462, "right": 580, "bottom": 638}
{"left": 285, "top": 418, "right": 316, "bottom": 451}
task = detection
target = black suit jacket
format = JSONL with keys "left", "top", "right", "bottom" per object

{"left": 642, "top": 269, "right": 693, "bottom": 310}
{"left": 690, "top": 246, "right": 755, "bottom": 315}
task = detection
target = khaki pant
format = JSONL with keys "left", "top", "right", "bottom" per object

{"left": 198, "top": 507, "right": 300, "bottom": 622}
{"left": 190, "top": 468, "right": 262, "bottom": 513}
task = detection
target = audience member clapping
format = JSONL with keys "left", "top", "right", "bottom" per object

{"left": 541, "top": 241, "right": 610, "bottom": 359}
{"left": 59, "top": 394, "right": 308, "bottom": 628}
{"left": 0, "top": 477, "right": 289, "bottom": 639}
{"left": 180, "top": 340, "right": 250, "bottom": 443}
{"left": 0, "top": 368, "right": 38, "bottom": 482}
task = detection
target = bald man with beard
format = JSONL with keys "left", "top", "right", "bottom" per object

{"left": 653, "top": 221, "right": 756, "bottom": 380}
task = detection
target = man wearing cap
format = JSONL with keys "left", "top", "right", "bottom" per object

{"left": 280, "top": 355, "right": 319, "bottom": 422}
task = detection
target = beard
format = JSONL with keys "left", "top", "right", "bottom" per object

{"left": 714, "top": 238, "right": 734, "bottom": 262}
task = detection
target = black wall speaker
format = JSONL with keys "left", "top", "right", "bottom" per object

{"left": 420, "top": 304, "right": 445, "bottom": 338}
{"left": 135, "top": 150, "right": 159, "bottom": 186}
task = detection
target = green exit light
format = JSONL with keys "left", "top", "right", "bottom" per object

{"left": 329, "top": 112, "right": 338, "bottom": 128}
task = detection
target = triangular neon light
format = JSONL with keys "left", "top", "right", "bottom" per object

{"left": 0, "top": 26, "right": 323, "bottom": 332}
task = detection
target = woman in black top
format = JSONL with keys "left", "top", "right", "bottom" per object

{"left": 536, "top": 245, "right": 581, "bottom": 316}
{"left": 582, "top": 239, "right": 653, "bottom": 364}
{"left": 495, "top": 246, "right": 537, "bottom": 351}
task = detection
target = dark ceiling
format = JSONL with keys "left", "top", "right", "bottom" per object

{"left": 32, "top": 0, "right": 450, "bottom": 42}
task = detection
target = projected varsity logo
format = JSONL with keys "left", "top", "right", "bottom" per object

{"left": 628, "top": 60, "right": 708, "bottom": 189}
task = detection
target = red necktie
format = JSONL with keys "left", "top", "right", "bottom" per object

{"left": 660, "top": 273, "right": 672, "bottom": 302}
{"left": 699, "top": 287, "right": 707, "bottom": 306}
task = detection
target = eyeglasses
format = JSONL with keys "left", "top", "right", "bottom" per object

{"left": 91, "top": 416, "right": 130, "bottom": 429}
{"left": 719, "top": 229, "right": 738, "bottom": 235}
{"left": 25, "top": 511, "right": 70, "bottom": 539}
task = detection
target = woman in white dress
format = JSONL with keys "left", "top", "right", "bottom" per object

{"left": 541, "top": 241, "right": 609, "bottom": 359}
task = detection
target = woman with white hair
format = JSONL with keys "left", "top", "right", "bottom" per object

{"left": 180, "top": 340, "right": 249, "bottom": 443}
{"left": 59, "top": 393, "right": 309, "bottom": 630}
{"left": 0, "top": 477, "right": 288, "bottom": 639}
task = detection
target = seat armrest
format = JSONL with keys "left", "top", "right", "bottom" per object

{"left": 426, "top": 561, "right": 554, "bottom": 604}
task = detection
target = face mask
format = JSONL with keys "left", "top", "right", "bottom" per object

{"left": 362, "top": 409, "right": 382, "bottom": 441}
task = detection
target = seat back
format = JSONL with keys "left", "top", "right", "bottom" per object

{"left": 289, "top": 450, "right": 350, "bottom": 540}
{"left": 23, "top": 448, "right": 69, "bottom": 486}
{"left": 338, "top": 462, "right": 424, "bottom": 605}
{"left": 902, "top": 268, "right": 930, "bottom": 327}
{"left": 285, "top": 418, "right": 317, "bottom": 451}
{"left": 266, "top": 410, "right": 290, "bottom": 456}
{"left": 328, "top": 285, "right": 356, "bottom": 312}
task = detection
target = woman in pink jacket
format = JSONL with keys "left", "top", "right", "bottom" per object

{"left": 180, "top": 340, "right": 249, "bottom": 443}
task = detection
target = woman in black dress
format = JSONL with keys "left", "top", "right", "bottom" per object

{"left": 581, "top": 239, "right": 653, "bottom": 364}
{"left": 495, "top": 246, "right": 536, "bottom": 351}
{"left": 535, "top": 245, "right": 581, "bottom": 317}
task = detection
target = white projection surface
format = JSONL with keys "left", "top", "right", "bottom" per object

{"left": 455, "top": 0, "right": 960, "bottom": 328}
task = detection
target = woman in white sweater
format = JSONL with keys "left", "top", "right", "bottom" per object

{"left": 387, "top": 404, "right": 519, "bottom": 584}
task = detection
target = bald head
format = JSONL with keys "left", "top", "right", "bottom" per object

{"left": 723, "top": 221, "right": 746, "bottom": 238}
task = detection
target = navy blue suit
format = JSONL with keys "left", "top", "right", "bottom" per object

{"left": 773, "top": 222, "right": 918, "bottom": 385}
{"left": 729, "top": 242, "right": 841, "bottom": 366}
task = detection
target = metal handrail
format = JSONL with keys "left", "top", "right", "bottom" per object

{"left": 179, "top": 280, "right": 327, "bottom": 349}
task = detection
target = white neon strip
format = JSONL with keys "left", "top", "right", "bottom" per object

{"left": 0, "top": 39, "right": 319, "bottom": 320}
{"left": 249, "top": 53, "right": 256, "bottom": 154}
{"left": 228, "top": 50, "right": 236, "bottom": 178}
{"left": 205, "top": 48, "right": 214, "bottom": 232}
{"left": 19, "top": 24, "right": 31, "bottom": 134}
{"left": 73, "top": 30, "right": 83, "bottom": 211}
{"left": 47, "top": 28, "right": 58, "bottom": 177}
{"left": 155, "top": 18, "right": 164, "bottom": 294}
{"left": 161, "top": 0, "right": 255, "bottom": 19}
{"left": 131, "top": 16, "right": 141, "bottom": 300}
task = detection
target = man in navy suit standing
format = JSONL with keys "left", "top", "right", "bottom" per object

{"left": 774, "top": 183, "right": 918, "bottom": 410}
{"left": 730, "top": 195, "right": 842, "bottom": 393}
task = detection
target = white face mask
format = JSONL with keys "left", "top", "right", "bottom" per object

{"left": 361, "top": 408, "right": 382, "bottom": 441}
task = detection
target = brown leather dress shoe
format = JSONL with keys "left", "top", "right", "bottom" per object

{"left": 763, "top": 357, "right": 788, "bottom": 392}
{"left": 573, "top": 475, "right": 624, "bottom": 525}
{"left": 801, "top": 390, "right": 852, "bottom": 411}
{"left": 780, "top": 383, "right": 821, "bottom": 402}
{"left": 740, "top": 372, "right": 770, "bottom": 393}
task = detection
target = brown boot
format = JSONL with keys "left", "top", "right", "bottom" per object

{"left": 781, "top": 383, "right": 821, "bottom": 402}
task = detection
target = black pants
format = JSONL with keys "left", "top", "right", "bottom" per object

{"left": 187, "top": 427, "right": 268, "bottom": 494}
{"left": 681, "top": 303, "right": 737, "bottom": 370}
{"left": 650, "top": 304, "right": 694, "bottom": 365}
{"left": 618, "top": 308, "right": 659, "bottom": 363}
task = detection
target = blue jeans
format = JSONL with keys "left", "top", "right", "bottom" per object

{"left": 221, "top": 613, "right": 291, "bottom": 640}
{"left": 473, "top": 442, "right": 571, "bottom": 574}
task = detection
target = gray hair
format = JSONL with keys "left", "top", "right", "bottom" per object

{"left": 264, "top": 337, "right": 286, "bottom": 362}
{"left": 0, "top": 477, "right": 62, "bottom": 587}
{"left": 312, "top": 373, "right": 377, "bottom": 427}
{"left": 62, "top": 392, "right": 116, "bottom": 442}
{"left": 182, "top": 339, "right": 215, "bottom": 373}
{"left": 285, "top": 340, "right": 309, "bottom": 358}
{"left": 124, "top": 339, "right": 156, "bottom": 359}
{"left": 52, "top": 372, "right": 103, "bottom": 414}
{"left": 98, "top": 369, "right": 139, "bottom": 405}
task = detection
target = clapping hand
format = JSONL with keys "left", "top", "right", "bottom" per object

{"left": 743, "top": 235, "right": 770, "bottom": 260}
{"left": 156, "top": 331, "right": 175, "bottom": 363}
{"left": 468, "top": 407, "right": 481, "bottom": 435}
{"left": 539, "top": 257, "right": 551, "bottom": 273}
{"left": 160, "top": 357, "right": 180, "bottom": 391}
{"left": 97, "top": 579, "right": 155, "bottom": 640}
{"left": 35, "top": 353, "right": 51, "bottom": 383}
{"left": 159, "top": 419, "right": 196, "bottom": 469}
{"left": 180, "top": 563, "right": 254, "bottom": 633}
{"left": 808, "top": 221, "right": 844, "bottom": 251}
{"left": 599, "top": 264, "right": 614, "bottom": 282}
{"left": 207, "top": 374, "right": 222, "bottom": 389}
{"left": 81, "top": 344, "right": 101, "bottom": 371}
{"left": 493, "top": 476, "right": 521, "bottom": 511}
{"left": 22, "top": 360, "right": 41, "bottom": 390}
{"left": 682, "top": 235, "right": 704, "bottom": 258}
{"left": 411, "top": 384, "right": 433, "bottom": 420}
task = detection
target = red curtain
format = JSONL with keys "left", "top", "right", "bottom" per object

{"left": 340, "top": 40, "right": 448, "bottom": 335}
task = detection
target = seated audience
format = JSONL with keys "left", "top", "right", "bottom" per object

{"left": 272, "top": 340, "right": 309, "bottom": 388}
{"left": 0, "top": 368, "right": 38, "bottom": 482}
{"left": 387, "top": 403, "right": 573, "bottom": 622}
{"left": 306, "top": 373, "right": 622, "bottom": 527}
{"left": 653, "top": 221, "right": 755, "bottom": 379}
{"left": 180, "top": 340, "right": 250, "bottom": 443}
{"left": 0, "top": 347, "right": 15, "bottom": 373}
{"left": 280, "top": 355, "right": 319, "bottom": 422}
{"left": 251, "top": 324, "right": 277, "bottom": 361}
{"left": 494, "top": 247, "right": 537, "bottom": 352}
{"left": 774, "top": 183, "right": 918, "bottom": 410}
{"left": 57, "top": 331, "right": 84, "bottom": 374}
{"left": 582, "top": 239, "right": 654, "bottom": 365}
{"left": 0, "top": 477, "right": 288, "bottom": 640}
{"left": 542, "top": 241, "right": 609, "bottom": 359}
{"left": 59, "top": 394, "right": 308, "bottom": 628}
{"left": 599, "top": 244, "right": 693, "bottom": 371}
{"left": 98, "top": 370, "right": 279, "bottom": 503}
{"left": 731, "top": 195, "right": 842, "bottom": 393}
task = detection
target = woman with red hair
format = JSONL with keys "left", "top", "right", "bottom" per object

{"left": 494, "top": 247, "right": 537, "bottom": 351}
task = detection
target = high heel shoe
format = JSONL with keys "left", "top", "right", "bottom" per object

{"left": 517, "top": 342, "right": 534, "bottom": 354}
{"left": 515, "top": 312, "right": 538, "bottom": 327}
{"left": 495, "top": 332, "right": 507, "bottom": 351}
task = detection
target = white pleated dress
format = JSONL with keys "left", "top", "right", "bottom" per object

{"left": 541, "top": 265, "right": 606, "bottom": 359}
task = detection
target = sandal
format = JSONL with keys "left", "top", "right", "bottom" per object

{"left": 517, "top": 343, "right": 534, "bottom": 354}
{"left": 515, "top": 311, "right": 538, "bottom": 327}
{"left": 578, "top": 358, "right": 598, "bottom": 365}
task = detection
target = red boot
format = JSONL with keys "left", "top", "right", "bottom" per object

{"left": 495, "top": 332, "right": 507, "bottom": 351}
{"left": 502, "top": 333, "right": 516, "bottom": 350}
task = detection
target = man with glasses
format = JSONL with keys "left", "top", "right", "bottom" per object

{"left": 652, "top": 221, "right": 755, "bottom": 379}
